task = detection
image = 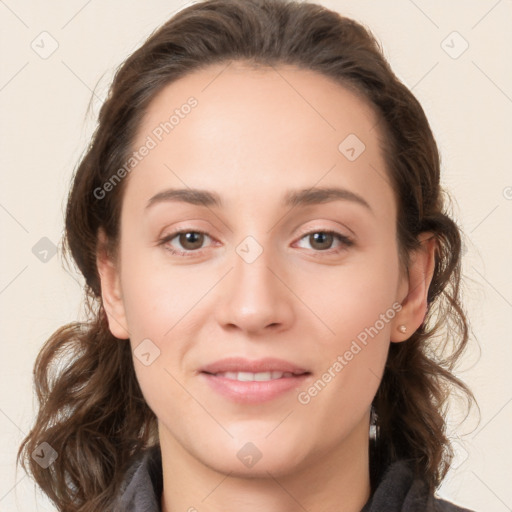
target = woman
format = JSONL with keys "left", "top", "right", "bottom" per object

{"left": 18, "top": 0, "right": 478, "bottom": 511}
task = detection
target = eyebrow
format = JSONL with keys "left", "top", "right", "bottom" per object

{"left": 145, "top": 186, "right": 372, "bottom": 213}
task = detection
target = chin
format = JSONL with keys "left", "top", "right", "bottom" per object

{"left": 194, "top": 432, "right": 309, "bottom": 478}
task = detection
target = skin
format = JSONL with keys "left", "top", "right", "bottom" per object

{"left": 97, "top": 62, "right": 436, "bottom": 512}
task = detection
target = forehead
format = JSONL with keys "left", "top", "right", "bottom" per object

{"left": 123, "top": 61, "right": 394, "bottom": 221}
{"left": 136, "top": 61, "right": 380, "bottom": 152}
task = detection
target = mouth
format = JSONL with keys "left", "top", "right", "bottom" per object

{"left": 202, "top": 370, "right": 306, "bottom": 381}
{"left": 199, "top": 357, "right": 312, "bottom": 404}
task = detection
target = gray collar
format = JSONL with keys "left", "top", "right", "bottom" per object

{"left": 114, "top": 445, "right": 162, "bottom": 512}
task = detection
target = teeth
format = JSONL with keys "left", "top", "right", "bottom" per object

{"left": 215, "top": 371, "right": 295, "bottom": 381}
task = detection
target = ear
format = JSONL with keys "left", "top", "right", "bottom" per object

{"left": 390, "top": 231, "right": 436, "bottom": 343}
{"left": 96, "top": 228, "right": 130, "bottom": 340}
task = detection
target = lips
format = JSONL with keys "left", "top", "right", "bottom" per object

{"left": 200, "top": 357, "right": 310, "bottom": 376}
{"left": 199, "top": 357, "right": 311, "bottom": 404}
{"left": 212, "top": 370, "right": 296, "bottom": 381}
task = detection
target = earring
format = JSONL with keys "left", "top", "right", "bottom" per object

{"left": 369, "top": 405, "right": 379, "bottom": 442}
{"left": 398, "top": 324, "right": 407, "bottom": 334}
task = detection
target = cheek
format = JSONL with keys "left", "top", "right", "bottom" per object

{"left": 119, "top": 247, "right": 205, "bottom": 339}
{"left": 305, "top": 245, "right": 400, "bottom": 345}
{"left": 118, "top": 252, "right": 202, "bottom": 417}
{"left": 301, "top": 246, "right": 400, "bottom": 401}
{"left": 296, "top": 265, "right": 398, "bottom": 441}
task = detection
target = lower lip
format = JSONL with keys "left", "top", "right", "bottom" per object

{"left": 200, "top": 372, "right": 310, "bottom": 404}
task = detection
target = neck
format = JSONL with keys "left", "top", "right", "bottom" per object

{"left": 159, "top": 420, "right": 371, "bottom": 512}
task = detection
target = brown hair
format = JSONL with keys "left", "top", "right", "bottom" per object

{"left": 18, "top": 0, "right": 478, "bottom": 510}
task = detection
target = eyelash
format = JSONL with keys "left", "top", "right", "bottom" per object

{"left": 158, "top": 227, "right": 354, "bottom": 258}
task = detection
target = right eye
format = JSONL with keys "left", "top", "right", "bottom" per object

{"left": 159, "top": 229, "right": 214, "bottom": 257}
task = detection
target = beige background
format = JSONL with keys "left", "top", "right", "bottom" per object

{"left": 1, "top": 1, "right": 511, "bottom": 511}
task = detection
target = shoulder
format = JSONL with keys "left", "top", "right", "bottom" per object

{"left": 363, "top": 458, "right": 477, "bottom": 512}
{"left": 433, "top": 496, "right": 476, "bottom": 512}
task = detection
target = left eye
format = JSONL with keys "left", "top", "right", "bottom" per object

{"left": 295, "top": 230, "right": 353, "bottom": 253}
{"left": 159, "top": 229, "right": 353, "bottom": 257}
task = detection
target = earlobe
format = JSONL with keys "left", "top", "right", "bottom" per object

{"left": 96, "top": 229, "right": 130, "bottom": 340}
{"left": 390, "top": 232, "right": 436, "bottom": 343}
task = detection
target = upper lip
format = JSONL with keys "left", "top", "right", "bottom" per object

{"left": 200, "top": 357, "right": 310, "bottom": 375}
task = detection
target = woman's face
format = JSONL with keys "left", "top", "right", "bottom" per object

{"left": 100, "top": 62, "right": 412, "bottom": 477}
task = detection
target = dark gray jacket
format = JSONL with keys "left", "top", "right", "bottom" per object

{"left": 113, "top": 445, "right": 476, "bottom": 512}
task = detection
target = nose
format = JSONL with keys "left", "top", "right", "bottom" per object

{"left": 214, "top": 236, "right": 295, "bottom": 336}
